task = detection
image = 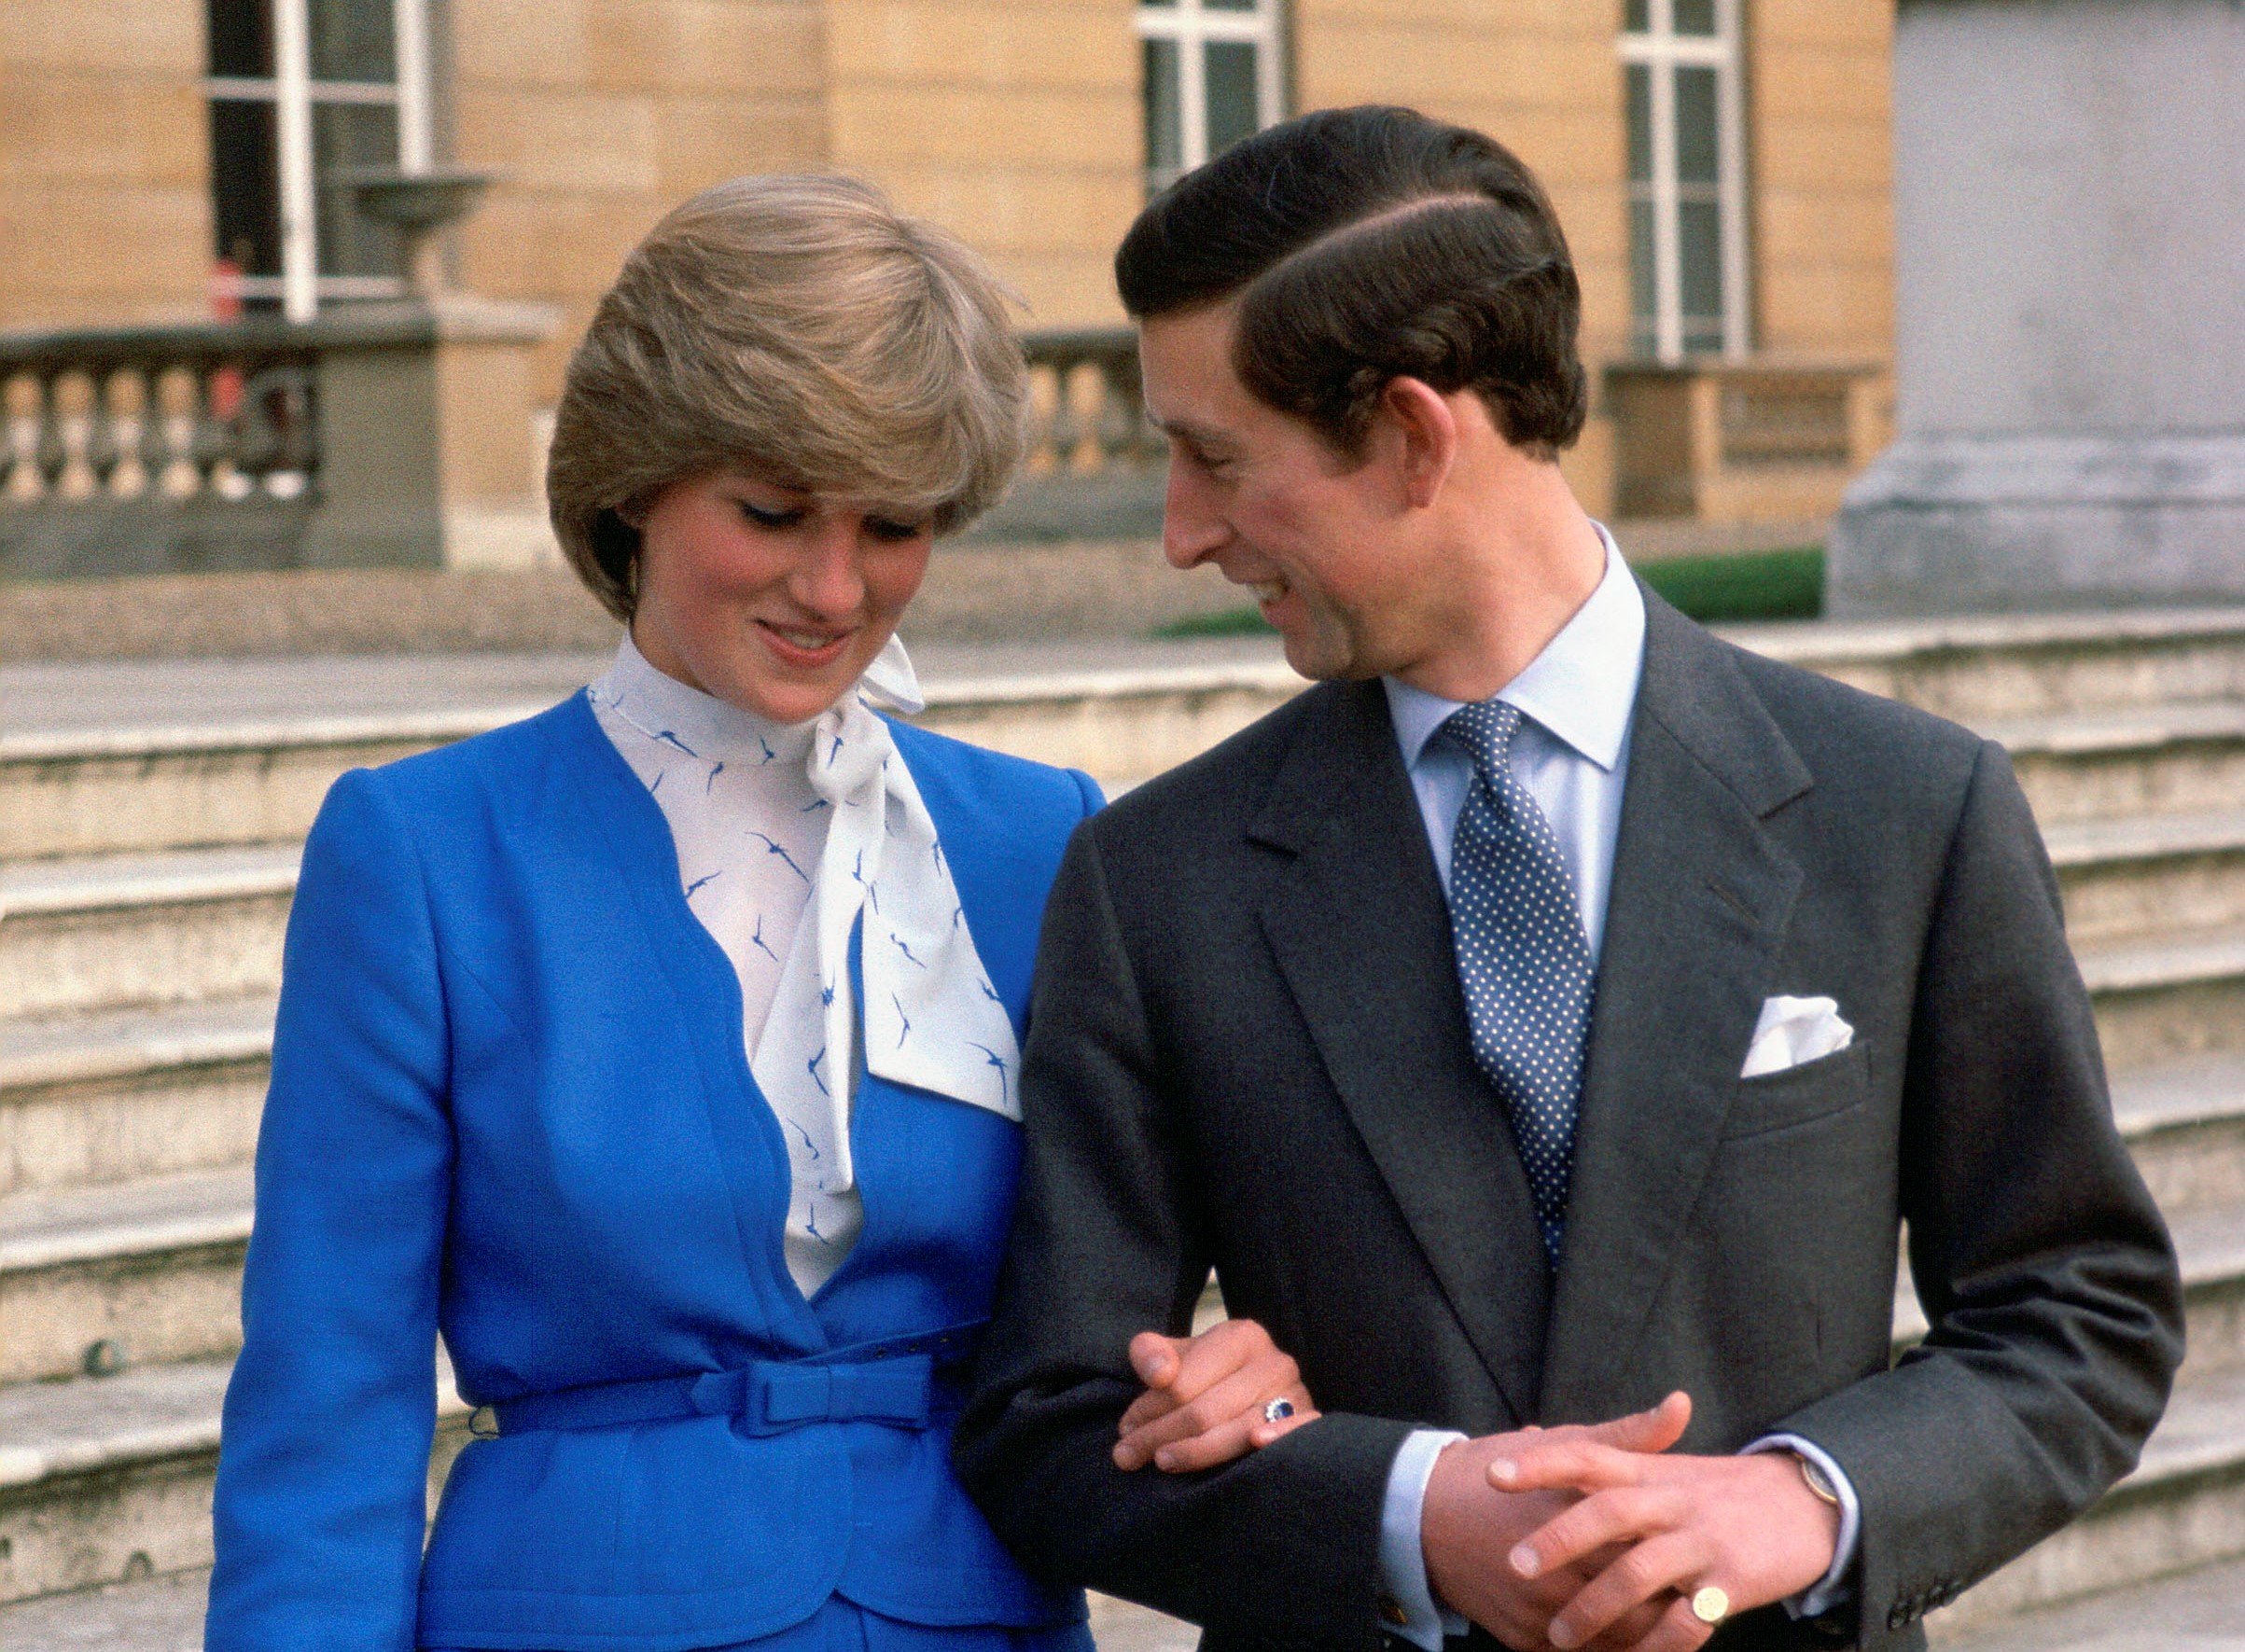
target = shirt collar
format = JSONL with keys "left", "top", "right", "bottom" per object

{"left": 1384, "top": 523, "right": 1647, "bottom": 772}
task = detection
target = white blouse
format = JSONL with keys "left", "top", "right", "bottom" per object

{"left": 587, "top": 633, "right": 1020, "bottom": 1299}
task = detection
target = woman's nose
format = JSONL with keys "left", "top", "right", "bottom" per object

{"left": 791, "top": 519, "right": 870, "bottom": 614}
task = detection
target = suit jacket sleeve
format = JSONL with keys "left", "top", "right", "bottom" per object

{"left": 206, "top": 768, "right": 453, "bottom": 1651}
{"left": 956, "top": 822, "right": 1418, "bottom": 1646}
{"left": 1774, "top": 739, "right": 2183, "bottom": 1645}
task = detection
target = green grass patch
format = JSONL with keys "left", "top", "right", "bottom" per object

{"left": 1638, "top": 545, "right": 1824, "bottom": 623}
{"left": 1147, "top": 544, "right": 1824, "bottom": 639}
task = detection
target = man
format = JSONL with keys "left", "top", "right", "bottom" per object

{"left": 955, "top": 106, "right": 2182, "bottom": 1652}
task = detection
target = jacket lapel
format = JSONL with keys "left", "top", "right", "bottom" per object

{"left": 1539, "top": 594, "right": 1813, "bottom": 1420}
{"left": 1253, "top": 681, "right": 1551, "bottom": 1422}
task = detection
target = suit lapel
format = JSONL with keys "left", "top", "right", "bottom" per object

{"left": 1539, "top": 595, "right": 1813, "bottom": 1420}
{"left": 1253, "top": 681, "right": 1551, "bottom": 1422}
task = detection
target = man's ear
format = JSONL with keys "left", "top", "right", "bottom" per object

{"left": 1378, "top": 377, "right": 1460, "bottom": 509}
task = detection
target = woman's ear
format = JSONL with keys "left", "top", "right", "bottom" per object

{"left": 1378, "top": 377, "right": 1460, "bottom": 509}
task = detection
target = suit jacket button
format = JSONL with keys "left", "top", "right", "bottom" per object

{"left": 1379, "top": 1596, "right": 1411, "bottom": 1628}
{"left": 1888, "top": 1604, "right": 1908, "bottom": 1631}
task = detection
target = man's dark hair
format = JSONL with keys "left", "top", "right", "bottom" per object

{"left": 1116, "top": 104, "right": 1587, "bottom": 461}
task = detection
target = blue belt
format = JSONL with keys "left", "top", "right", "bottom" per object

{"left": 469, "top": 1319, "right": 985, "bottom": 1439}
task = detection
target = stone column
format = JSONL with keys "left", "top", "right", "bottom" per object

{"left": 1828, "top": 0, "right": 2245, "bottom": 616}
{"left": 297, "top": 294, "right": 559, "bottom": 571}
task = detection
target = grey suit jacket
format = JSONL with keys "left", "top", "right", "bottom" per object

{"left": 955, "top": 590, "right": 2182, "bottom": 1652}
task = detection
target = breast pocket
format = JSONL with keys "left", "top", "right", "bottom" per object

{"left": 1722, "top": 1038, "right": 1872, "bottom": 1140}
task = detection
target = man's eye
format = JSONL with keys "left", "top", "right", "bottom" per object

{"left": 739, "top": 500, "right": 803, "bottom": 529}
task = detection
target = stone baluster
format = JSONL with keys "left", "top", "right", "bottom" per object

{"left": 3, "top": 372, "right": 45, "bottom": 502}
{"left": 103, "top": 367, "right": 151, "bottom": 498}
{"left": 1044, "top": 355, "right": 1084, "bottom": 475}
{"left": 50, "top": 370, "right": 100, "bottom": 499}
{"left": 154, "top": 365, "right": 205, "bottom": 500}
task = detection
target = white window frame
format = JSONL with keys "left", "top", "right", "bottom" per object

{"left": 1136, "top": 0, "right": 1286, "bottom": 196}
{"left": 207, "top": 0, "right": 436, "bottom": 321}
{"left": 1620, "top": 0, "right": 1750, "bottom": 362}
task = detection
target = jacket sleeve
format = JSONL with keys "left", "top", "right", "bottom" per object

{"left": 1774, "top": 739, "right": 2184, "bottom": 1647}
{"left": 956, "top": 822, "right": 1415, "bottom": 1648}
{"left": 205, "top": 767, "right": 453, "bottom": 1652}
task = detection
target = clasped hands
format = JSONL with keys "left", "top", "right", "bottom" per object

{"left": 1425, "top": 1394, "right": 1841, "bottom": 1652}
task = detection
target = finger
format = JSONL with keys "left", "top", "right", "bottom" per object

{"left": 1118, "top": 1384, "right": 1182, "bottom": 1437}
{"left": 1579, "top": 1596, "right": 1674, "bottom": 1652}
{"left": 1488, "top": 1437, "right": 1648, "bottom": 1495}
{"left": 1512, "top": 1487, "right": 1681, "bottom": 1581}
{"left": 1121, "top": 1362, "right": 1276, "bottom": 1466}
{"left": 1163, "top": 1318, "right": 1279, "bottom": 1407}
{"left": 1546, "top": 1533, "right": 1712, "bottom": 1650}
{"left": 1602, "top": 1593, "right": 1714, "bottom": 1652}
{"left": 1246, "top": 1388, "right": 1318, "bottom": 1448}
{"left": 1128, "top": 1330, "right": 1186, "bottom": 1391}
{"left": 1151, "top": 1412, "right": 1257, "bottom": 1472}
{"left": 1585, "top": 1392, "right": 1691, "bottom": 1455}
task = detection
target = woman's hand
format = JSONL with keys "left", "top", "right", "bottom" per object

{"left": 1112, "top": 1317, "right": 1318, "bottom": 1472}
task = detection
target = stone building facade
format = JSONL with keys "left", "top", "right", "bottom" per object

{"left": 0, "top": 0, "right": 1895, "bottom": 521}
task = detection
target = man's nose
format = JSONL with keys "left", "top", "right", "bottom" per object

{"left": 1162, "top": 464, "right": 1229, "bottom": 570}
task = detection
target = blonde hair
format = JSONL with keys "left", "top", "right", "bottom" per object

{"left": 548, "top": 173, "right": 1028, "bottom": 620}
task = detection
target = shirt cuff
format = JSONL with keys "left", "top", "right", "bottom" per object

{"left": 1377, "top": 1428, "right": 1471, "bottom": 1650}
{"left": 1744, "top": 1434, "right": 1862, "bottom": 1619}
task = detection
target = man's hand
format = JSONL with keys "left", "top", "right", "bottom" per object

{"left": 1423, "top": 1394, "right": 1693, "bottom": 1651}
{"left": 1492, "top": 1436, "right": 1842, "bottom": 1652}
{"left": 1113, "top": 1317, "right": 1318, "bottom": 1472}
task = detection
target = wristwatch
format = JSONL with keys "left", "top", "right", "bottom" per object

{"left": 1794, "top": 1452, "right": 1843, "bottom": 1507}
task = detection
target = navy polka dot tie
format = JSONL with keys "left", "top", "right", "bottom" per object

{"left": 1437, "top": 701, "right": 1595, "bottom": 1269}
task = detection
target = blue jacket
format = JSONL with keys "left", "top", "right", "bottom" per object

{"left": 207, "top": 692, "right": 1100, "bottom": 1652}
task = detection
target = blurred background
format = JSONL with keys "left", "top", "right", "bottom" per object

{"left": 8, "top": 5, "right": 2245, "bottom": 1650}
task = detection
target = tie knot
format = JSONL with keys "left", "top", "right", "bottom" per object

{"left": 1437, "top": 700, "right": 1525, "bottom": 777}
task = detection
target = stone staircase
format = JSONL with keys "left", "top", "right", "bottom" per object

{"left": 3, "top": 612, "right": 2244, "bottom": 1647}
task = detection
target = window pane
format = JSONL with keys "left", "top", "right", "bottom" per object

{"left": 1624, "top": 63, "right": 1652, "bottom": 185}
{"left": 1204, "top": 0, "right": 1257, "bottom": 10}
{"left": 1628, "top": 198, "right": 1658, "bottom": 354}
{"left": 310, "top": 0, "right": 397, "bottom": 82}
{"left": 1143, "top": 37, "right": 1183, "bottom": 192}
{"left": 208, "top": 0, "right": 275, "bottom": 78}
{"left": 314, "top": 103, "right": 405, "bottom": 279}
{"left": 1679, "top": 198, "right": 1724, "bottom": 344}
{"left": 1204, "top": 41, "right": 1261, "bottom": 159}
{"left": 1139, "top": 0, "right": 1178, "bottom": 7}
{"left": 211, "top": 99, "right": 283, "bottom": 276}
{"left": 1673, "top": 0, "right": 1718, "bottom": 35}
{"left": 1624, "top": 0, "right": 1649, "bottom": 32}
{"left": 1675, "top": 65, "right": 1720, "bottom": 185}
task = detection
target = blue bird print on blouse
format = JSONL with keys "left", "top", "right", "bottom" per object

{"left": 684, "top": 869, "right": 721, "bottom": 901}
{"left": 891, "top": 933, "right": 928, "bottom": 969}
{"left": 931, "top": 840, "right": 946, "bottom": 873}
{"left": 802, "top": 798, "right": 830, "bottom": 813}
{"left": 820, "top": 978, "right": 836, "bottom": 1007}
{"left": 979, "top": 979, "right": 1002, "bottom": 1005}
{"left": 756, "top": 731, "right": 777, "bottom": 765}
{"left": 651, "top": 729, "right": 699, "bottom": 759}
{"left": 893, "top": 993, "right": 913, "bottom": 1048}
{"left": 746, "top": 830, "right": 811, "bottom": 882}
{"left": 704, "top": 760, "right": 724, "bottom": 794}
{"left": 807, "top": 1047, "right": 830, "bottom": 1096}
{"left": 648, "top": 770, "right": 665, "bottom": 795}
{"left": 829, "top": 730, "right": 845, "bottom": 765}
{"left": 785, "top": 1118, "right": 821, "bottom": 1162}
{"left": 968, "top": 1042, "right": 1011, "bottom": 1106}
{"left": 751, "top": 913, "right": 779, "bottom": 962}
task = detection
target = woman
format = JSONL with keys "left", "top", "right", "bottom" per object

{"left": 206, "top": 174, "right": 1313, "bottom": 1652}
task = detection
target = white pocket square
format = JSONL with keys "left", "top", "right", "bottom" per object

{"left": 1741, "top": 994, "right": 1854, "bottom": 1078}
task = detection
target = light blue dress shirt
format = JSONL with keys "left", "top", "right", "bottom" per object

{"left": 1372, "top": 530, "right": 1860, "bottom": 1644}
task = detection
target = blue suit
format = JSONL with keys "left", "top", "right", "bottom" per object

{"left": 207, "top": 692, "right": 1100, "bottom": 1652}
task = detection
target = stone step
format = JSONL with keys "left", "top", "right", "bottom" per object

{"left": 0, "top": 1168, "right": 251, "bottom": 1384}
{"left": 2047, "top": 807, "right": 2245, "bottom": 945}
{"left": 1930, "top": 1548, "right": 2245, "bottom": 1650}
{"left": 0, "top": 998, "right": 271, "bottom": 1201}
{"left": 0, "top": 1353, "right": 468, "bottom": 1608}
{"left": 0, "top": 848, "right": 299, "bottom": 1020}
{"left": 1934, "top": 1364, "right": 2245, "bottom": 1627}
{"left": 0, "top": 1563, "right": 209, "bottom": 1652}
{"left": 2079, "top": 923, "right": 2245, "bottom": 1072}
{"left": 1736, "top": 607, "right": 2245, "bottom": 724}
{"left": 2113, "top": 1050, "right": 2245, "bottom": 1216}
{"left": 1990, "top": 699, "right": 2245, "bottom": 825}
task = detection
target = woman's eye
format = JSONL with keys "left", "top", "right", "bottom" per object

{"left": 866, "top": 517, "right": 927, "bottom": 543}
{"left": 739, "top": 500, "right": 803, "bottom": 529}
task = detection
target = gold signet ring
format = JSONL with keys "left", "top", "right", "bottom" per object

{"left": 1690, "top": 1587, "right": 1731, "bottom": 1625}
